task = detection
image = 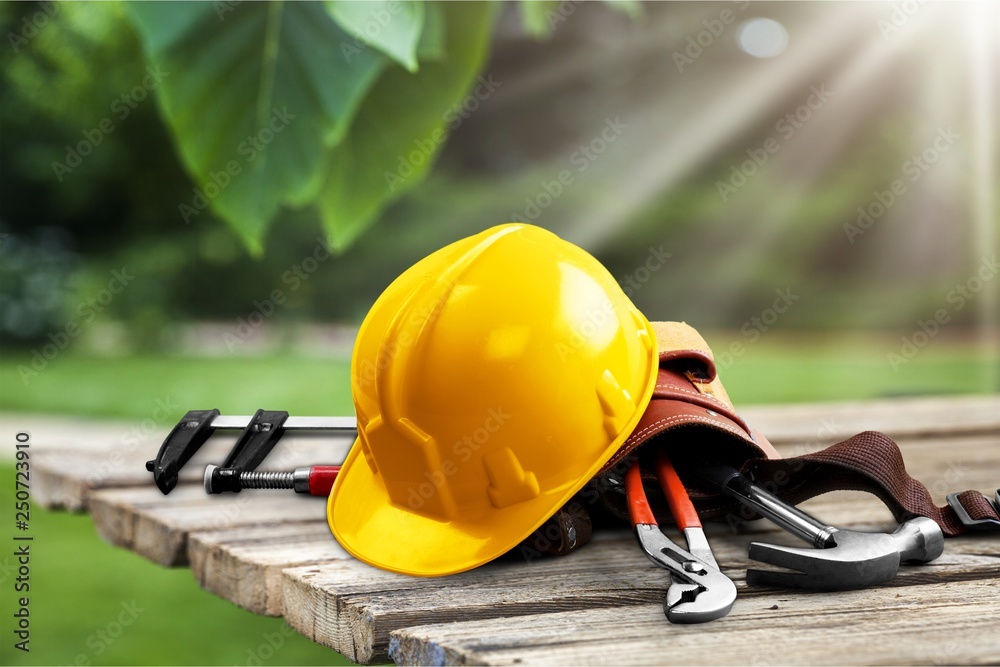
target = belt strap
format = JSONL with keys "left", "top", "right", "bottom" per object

{"left": 747, "top": 431, "right": 1000, "bottom": 535}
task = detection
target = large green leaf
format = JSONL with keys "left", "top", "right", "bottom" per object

{"left": 519, "top": 1, "right": 561, "bottom": 39}
{"left": 327, "top": 1, "right": 424, "bottom": 72}
{"left": 417, "top": 3, "right": 446, "bottom": 62}
{"left": 605, "top": 0, "right": 644, "bottom": 19}
{"left": 126, "top": 1, "right": 387, "bottom": 252}
{"left": 317, "top": 2, "right": 496, "bottom": 250}
{"left": 520, "top": 0, "right": 642, "bottom": 39}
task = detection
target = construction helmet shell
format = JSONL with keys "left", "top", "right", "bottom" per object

{"left": 329, "top": 223, "right": 658, "bottom": 576}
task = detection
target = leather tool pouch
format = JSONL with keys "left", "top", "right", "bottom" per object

{"left": 516, "top": 321, "right": 999, "bottom": 561}
{"left": 516, "top": 321, "right": 779, "bottom": 560}
{"left": 589, "top": 321, "right": 781, "bottom": 527}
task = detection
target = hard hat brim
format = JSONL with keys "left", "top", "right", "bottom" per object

{"left": 328, "top": 345, "right": 659, "bottom": 577}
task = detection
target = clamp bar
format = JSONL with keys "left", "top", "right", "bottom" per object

{"left": 210, "top": 415, "right": 357, "bottom": 432}
{"left": 147, "top": 409, "right": 357, "bottom": 495}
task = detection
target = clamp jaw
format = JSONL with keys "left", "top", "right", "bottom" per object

{"left": 146, "top": 409, "right": 220, "bottom": 494}
{"left": 145, "top": 409, "right": 355, "bottom": 494}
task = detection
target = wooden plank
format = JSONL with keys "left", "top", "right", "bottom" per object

{"left": 20, "top": 401, "right": 999, "bottom": 667}
{"left": 0, "top": 412, "right": 145, "bottom": 450}
{"left": 24, "top": 395, "right": 1000, "bottom": 509}
{"left": 389, "top": 578, "right": 1000, "bottom": 665}
{"left": 88, "top": 485, "right": 328, "bottom": 566}
{"left": 275, "top": 432, "right": 998, "bottom": 664}
{"left": 85, "top": 432, "right": 997, "bottom": 658}
{"left": 32, "top": 434, "right": 352, "bottom": 510}
{"left": 278, "top": 532, "right": 680, "bottom": 665}
{"left": 739, "top": 394, "right": 1000, "bottom": 446}
{"left": 36, "top": 416, "right": 994, "bottom": 513}
{"left": 278, "top": 523, "right": 1000, "bottom": 664}
{"left": 188, "top": 521, "right": 348, "bottom": 617}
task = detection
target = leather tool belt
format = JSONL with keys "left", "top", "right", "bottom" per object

{"left": 519, "top": 322, "right": 998, "bottom": 559}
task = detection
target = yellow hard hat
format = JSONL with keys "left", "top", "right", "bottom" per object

{"left": 328, "top": 223, "right": 658, "bottom": 576}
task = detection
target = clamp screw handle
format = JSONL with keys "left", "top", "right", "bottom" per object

{"left": 204, "top": 464, "right": 339, "bottom": 496}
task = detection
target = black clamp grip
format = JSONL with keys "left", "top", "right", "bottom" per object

{"left": 146, "top": 409, "right": 220, "bottom": 495}
{"left": 946, "top": 489, "right": 1000, "bottom": 531}
{"left": 204, "top": 409, "right": 289, "bottom": 494}
{"left": 219, "top": 409, "right": 289, "bottom": 476}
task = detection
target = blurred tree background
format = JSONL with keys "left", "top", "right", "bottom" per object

{"left": 0, "top": 1, "right": 997, "bottom": 665}
{"left": 3, "top": 1, "right": 996, "bottom": 356}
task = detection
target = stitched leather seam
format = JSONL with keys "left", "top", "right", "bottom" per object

{"left": 599, "top": 412, "right": 751, "bottom": 475}
{"left": 655, "top": 383, "right": 729, "bottom": 407}
{"left": 650, "top": 383, "right": 751, "bottom": 435}
{"left": 626, "top": 414, "right": 749, "bottom": 445}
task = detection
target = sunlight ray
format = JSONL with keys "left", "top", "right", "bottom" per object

{"left": 564, "top": 4, "right": 882, "bottom": 250}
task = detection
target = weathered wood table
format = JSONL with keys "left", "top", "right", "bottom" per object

{"left": 26, "top": 396, "right": 1000, "bottom": 665}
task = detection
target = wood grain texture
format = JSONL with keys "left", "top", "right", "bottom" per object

{"left": 30, "top": 432, "right": 352, "bottom": 510}
{"left": 188, "top": 521, "right": 348, "bottom": 616}
{"left": 17, "top": 398, "right": 999, "bottom": 666}
{"left": 83, "top": 427, "right": 1000, "bottom": 663}
{"left": 389, "top": 579, "right": 1000, "bottom": 665}
{"left": 88, "top": 485, "right": 328, "bottom": 566}
{"left": 280, "top": 534, "right": 668, "bottom": 664}
{"left": 25, "top": 395, "right": 999, "bottom": 510}
{"left": 738, "top": 395, "right": 1000, "bottom": 445}
{"left": 279, "top": 526, "right": 1000, "bottom": 664}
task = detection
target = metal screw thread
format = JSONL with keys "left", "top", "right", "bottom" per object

{"left": 238, "top": 470, "right": 294, "bottom": 489}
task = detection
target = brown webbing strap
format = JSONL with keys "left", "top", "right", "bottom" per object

{"left": 745, "top": 430, "right": 999, "bottom": 536}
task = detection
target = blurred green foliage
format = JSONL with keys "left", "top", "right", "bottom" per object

{"left": 1, "top": 1, "right": 995, "bottom": 362}
{"left": 123, "top": 1, "right": 496, "bottom": 252}
{"left": 0, "top": 1, "right": 489, "bottom": 347}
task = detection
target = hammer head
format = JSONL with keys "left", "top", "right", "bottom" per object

{"left": 746, "top": 517, "right": 944, "bottom": 591}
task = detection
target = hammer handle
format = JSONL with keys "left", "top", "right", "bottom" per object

{"left": 703, "top": 463, "right": 836, "bottom": 549}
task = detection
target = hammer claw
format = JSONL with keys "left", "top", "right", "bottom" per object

{"left": 746, "top": 567, "right": 809, "bottom": 590}
{"left": 748, "top": 540, "right": 815, "bottom": 573}
{"left": 702, "top": 461, "right": 945, "bottom": 591}
{"left": 746, "top": 526, "right": 943, "bottom": 591}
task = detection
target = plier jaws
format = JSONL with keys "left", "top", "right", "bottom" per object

{"left": 626, "top": 455, "right": 736, "bottom": 623}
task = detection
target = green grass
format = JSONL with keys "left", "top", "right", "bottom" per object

{"left": 0, "top": 337, "right": 994, "bottom": 666}
{"left": 703, "top": 332, "right": 998, "bottom": 403}
{"left": 0, "top": 353, "right": 355, "bottom": 418}
{"left": 0, "top": 336, "right": 995, "bottom": 420}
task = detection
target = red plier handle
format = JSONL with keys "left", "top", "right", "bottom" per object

{"left": 655, "top": 450, "right": 702, "bottom": 530}
{"left": 624, "top": 453, "right": 735, "bottom": 623}
{"left": 625, "top": 451, "right": 700, "bottom": 530}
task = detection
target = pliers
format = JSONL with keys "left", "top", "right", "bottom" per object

{"left": 625, "top": 450, "right": 736, "bottom": 623}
